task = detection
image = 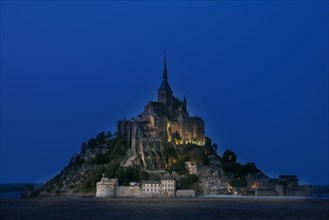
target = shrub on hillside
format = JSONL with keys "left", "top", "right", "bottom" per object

{"left": 177, "top": 174, "right": 199, "bottom": 190}
{"left": 222, "top": 150, "right": 237, "bottom": 164}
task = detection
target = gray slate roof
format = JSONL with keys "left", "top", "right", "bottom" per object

{"left": 142, "top": 180, "right": 161, "bottom": 184}
{"left": 158, "top": 79, "right": 173, "bottom": 94}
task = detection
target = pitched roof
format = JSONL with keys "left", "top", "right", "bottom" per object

{"left": 179, "top": 115, "right": 203, "bottom": 121}
{"left": 162, "top": 176, "right": 175, "bottom": 180}
{"left": 142, "top": 180, "right": 161, "bottom": 184}
{"left": 148, "top": 101, "right": 167, "bottom": 115}
{"left": 158, "top": 79, "right": 173, "bottom": 94}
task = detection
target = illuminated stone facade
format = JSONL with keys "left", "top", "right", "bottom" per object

{"left": 117, "top": 52, "right": 205, "bottom": 155}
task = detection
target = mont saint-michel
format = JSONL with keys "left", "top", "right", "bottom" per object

{"left": 29, "top": 52, "right": 311, "bottom": 199}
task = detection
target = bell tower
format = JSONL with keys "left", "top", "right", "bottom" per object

{"left": 158, "top": 50, "right": 173, "bottom": 105}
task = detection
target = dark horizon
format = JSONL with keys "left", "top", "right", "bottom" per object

{"left": 1, "top": 1, "right": 328, "bottom": 185}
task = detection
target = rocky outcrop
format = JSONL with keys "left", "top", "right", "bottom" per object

{"left": 40, "top": 167, "right": 91, "bottom": 196}
{"left": 138, "top": 139, "right": 168, "bottom": 170}
{"left": 198, "top": 165, "right": 230, "bottom": 195}
{"left": 38, "top": 132, "right": 237, "bottom": 197}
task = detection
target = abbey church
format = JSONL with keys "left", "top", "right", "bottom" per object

{"left": 117, "top": 52, "right": 205, "bottom": 155}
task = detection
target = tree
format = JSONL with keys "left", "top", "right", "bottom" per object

{"left": 110, "top": 138, "right": 128, "bottom": 160}
{"left": 242, "top": 162, "right": 260, "bottom": 175}
{"left": 205, "top": 136, "right": 212, "bottom": 146}
{"left": 93, "top": 153, "right": 110, "bottom": 165}
{"left": 189, "top": 147, "right": 208, "bottom": 165}
{"left": 96, "top": 131, "right": 106, "bottom": 145}
{"left": 139, "top": 170, "right": 150, "bottom": 181}
{"left": 222, "top": 162, "right": 242, "bottom": 174}
{"left": 222, "top": 150, "right": 237, "bottom": 164}
{"left": 126, "top": 167, "right": 139, "bottom": 182}
{"left": 80, "top": 142, "right": 87, "bottom": 153}
{"left": 211, "top": 144, "right": 218, "bottom": 153}
{"left": 164, "top": 146, "right": 178, "bottom": 167}
{"left": 87, "top": 138, "right": 97, "bottom": 150}
{"left": 163, "top": 146, "right": 177, "bottom": 158}
{"left": 106, "top": 131, "right": 113, "bottom": 139}
{"left": 177, "top": 174, "right": 199, "bottom": 190}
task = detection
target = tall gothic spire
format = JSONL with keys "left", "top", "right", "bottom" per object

{"left": 163, "top": 49, "right": 168, "bottom": 80}
{"left": 158, "top": 50, "right": 173, "bottom": 104}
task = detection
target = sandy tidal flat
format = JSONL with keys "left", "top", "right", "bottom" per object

{"left": 1, "top": 197, "right": 328, "bottom": 220}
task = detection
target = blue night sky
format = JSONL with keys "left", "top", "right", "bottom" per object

{"left": 1, "top": 1, "right": 328, "bottom": 185}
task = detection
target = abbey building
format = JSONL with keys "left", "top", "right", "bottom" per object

{"left": 117, "top": 52, "right": 205, "bottom": 154}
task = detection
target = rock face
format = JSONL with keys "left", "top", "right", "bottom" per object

{"left": 40, "top": 167, "right": 90, "bottom": 197}
{"left": 38, "top": 133, "right": 234, "bottom": 197}
{"left": 139, "top": 140, "right": 174, "bottom": 170}
{"left": 198, "top": 165, "right": 230, "bottom": 195}
{"left": 122, "top": 139, "right": 177, "bottom": 171}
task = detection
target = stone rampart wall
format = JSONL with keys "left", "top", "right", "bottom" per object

{"left": 285, "top": 189, "right": 310, "bottom": 196}
{"left": 254, "top": 189, "right": 277, "bottom": 196}
{"left": 176, "top": 190, "right": 195, "bottom": 197}
{"left": 96, "top": 184, "right": 115, "bottom": 198}
{"left": 115, "top": 186, "right": 141, "bottom": 198}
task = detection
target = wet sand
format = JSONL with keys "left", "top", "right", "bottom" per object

{"left": 1, "top": 197, "right": 328, "bottom": 220}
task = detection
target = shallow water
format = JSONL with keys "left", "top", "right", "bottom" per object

{"left": 1, "top": 197, "right": 328, "bottom": 220}
{"left": 0, "top": 192, "right": 21, "bottom": 200}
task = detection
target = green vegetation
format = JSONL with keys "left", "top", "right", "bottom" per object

{"left": 93, "top": 153, "right": 110, "bottom": 165}
{"left": 96, "top": 131, "right": 106, "bottom": 145}
{"left": 108, "top": 138, "right": 129, "bottom": 161}
{"left": 87, "top": 138, "right": 97, "bottom": 150}
{"left": 222, "top": 162, "right": 242, "bottom": 175}
{"left": 47, "top": 128, "right": 265, "bottom": 195}
{"left": 221, "top": 150, "right": 261, "bottom": 188}
{"left": 222, "top": 150, "right": 237, "bottom": 164}
{"left": 241, "top": 162, "right": 260, "bottom": 175}
{"left": 164, "top": 140, "right": 213, "bottom": 174}
{"left": 77, "top": 168, "right": 104, "bottom": 193}
{"left": 75, "top": 133, "right": 150, "bottom": 192}
{"left": 204, "top": 136, "right": 218, "bottom": 156}
{"left": 77, "top": 164, "right": 148, "bottom": 192}
{"left": 176, "top": 174, "right": 199, "bottom": 191}
{"left": 71, "top": 155, "right": 84, "bottom": 165}
{"left": 76, "top": 135, "right": 216, "bottom": 192}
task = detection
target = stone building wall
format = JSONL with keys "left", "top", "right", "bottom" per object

{"left": 116, "top": 186, "right": 141, "bottom": 198}
{"left": 254, "top": 189, "right": 277, "bottom": 196}
{"left": 96, "top": 178, "right": 118, "bottom": 198}
{"left": 177, "top": 116, "right": 205, "bottom": 145}
{"left": 176, "top": 190, "right": 195, "bottom": 197}
{"left": 160, "top": 179, "right": 176, "bottom": 197}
